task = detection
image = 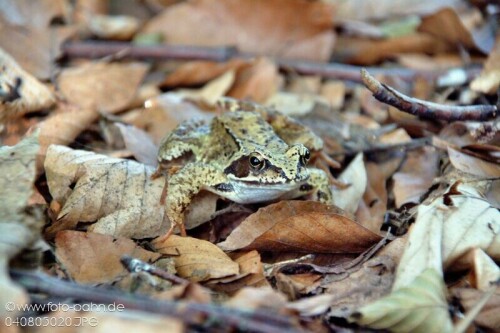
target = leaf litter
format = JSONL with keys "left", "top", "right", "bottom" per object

{"left": 1, "top": 0, "right": 499, "bottom": 332}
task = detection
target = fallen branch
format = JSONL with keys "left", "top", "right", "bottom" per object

{"left": 121, "top": 255, "right": 188, "bottom": 285}
{"left": 61, "top": 41, "right": 482, "bottom": 82}
{"left": 361, "top": 68, "right": 498, "bottom": 121}
{"left": 10, "top": 269, "right": 302, "bottom": 333}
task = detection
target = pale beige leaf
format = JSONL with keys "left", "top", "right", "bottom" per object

{"left": 441, "top": 183, "right": 500, "bottom": 268}
{"left": 218, "top": 201, "right": 381, "bottom": 253}
{"left": 142, "top": 0, "right": 335, "bottom": 62}
{"left": 448, "top": 147, "right": 500, "bottom": 178}
{"left": 152, "top": 235, "right": 239, "bottom": 282}
{"left": 44, "top": 145, "right": 169, "bottom": 239}
{"left": 57, "top": 62, "right": 149, "bottom": 113}
{"left": 88, "top": 14, "right": 140, "bottom": 40}
{"left": 265, "top": 92, "right": 323, "bottom": 116}
{"left": 470, "top": 35, "right": 500, "bottom": 93}
{"left": 0, "top": 0, "right": 67, "bottom": 28}
{"left": 55, "top": 231, "right": 160, "bottom": 284}
{"left": 0, "top": 133, "right": 40, "bottom": 317}
{"left": 332, "top": 153, "right": 367, "bottom": 214}
{"left": 287, "top": 294, "right": 336, "bottom": 317}
{"left": 225, "top": 287, "right": 287, "bottom": 310}
{"left": 349, "top": 268, "right": 453, "bottom": 333}
{"left": 176, "top": 70, "right": 235, "bottom": 106}
{"left": 0, "top": 48, "right": 55, "bottom": 122}
{"left": 454, "top": 248, "right": 500, "bottom": 291}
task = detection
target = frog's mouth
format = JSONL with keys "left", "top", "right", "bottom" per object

{"left": 210, "top": 180, "right": 306, "bottom": 204}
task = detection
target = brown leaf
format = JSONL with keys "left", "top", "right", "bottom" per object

{"left": 0, "top": 133, "right": 40, "bottom": 317}
{"left": 393, "top": 147, "right": 439, "bottom": 208}
{"left": 37, "top": 105, "right": 99, "bottom": 173}
{"left": 0, "top": 0, "right": 67, "bottom": 28}
{"left": 451, "top": 288, "right": 500, "bottom": 331}
{"left": 57, "top": 62, "right": 149, "bottom": 113}
{"left": 115, "top": 122, "right": 158, "bottom": 167}
{"left": 152, "top": 235, "right": 239, "bottom": 282}
{"left": 0, "top": 48, "right": 55, "bottom": 122}
{"left": 88, "top": 14, "right": 140, "bottom": 40}
{"left": 418, "top": 7, "right": 494, "bottom": 54}
{"left": 206, "top": 250, "right": 270, "bottom": 293}
{"left": 356, "top": 162, "right": 388, "bottom": 233}
{"left": 142, "top": 0, "right": 335, "bottom": 62}
{"left": 161, "top": 59, "right": 247, "bottom": 88}
{"left": 225, "top": 287, "right": 288, "bottom": 311}
{"left": 55, "top": 231, "right": 160, "bottom": 284}
{"left": 227, "top": 58, "right": 279, "bottom": 103}
{"left": 218, "top": 201, "right": 381, "bottom": 253}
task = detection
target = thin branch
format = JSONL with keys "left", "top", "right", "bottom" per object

{"left": 361, "top": 68, "right": 498, "bottom": 121}
{"left": 60, "top": 41, "right": 482, "bottom": 82}
{"left": 10, "top": 269, "right": 302, "bottom": 333}
{"left": 121, "top": 255, "right": 188, "bottom": 285}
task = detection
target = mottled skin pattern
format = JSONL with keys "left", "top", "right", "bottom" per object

{"left": 155, "top": 98, "right": 333, "bottom": 240}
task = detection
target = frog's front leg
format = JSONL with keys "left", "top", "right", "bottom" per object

{"left": 300, "top": 168, "right": 333, "bottom": 204}
{"left": 157, "top": 163, "right": 226, "bottom": 241}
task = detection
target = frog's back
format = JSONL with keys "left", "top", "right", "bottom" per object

{"left": 157, "top": 119, "right": 209, "bottom": 162}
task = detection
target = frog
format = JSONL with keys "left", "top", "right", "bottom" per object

{"left": 153, "top": 98, "right": 335, "bottom": 241}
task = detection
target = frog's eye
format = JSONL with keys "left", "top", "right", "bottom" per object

{"left": 249, "top": 153, "right": 266, "bottom": 171}
{"left": 300, "top": 148, "right": 310, "bottom": 165}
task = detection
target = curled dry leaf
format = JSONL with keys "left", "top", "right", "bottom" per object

{"left": 0, "top": 133, "right": 40, "bottom": 317}
{"left": 394, "top": 182, "right": 500, "bottom": 290}
{"left": 471, "top": 35, "right": 500, "bottom": 94}
{"left": 206, "top": 250, "right": 269, "bottom": 293}
{"left": 142, "top": 0, "right": 335, "bottom": 62}
{"left": 451, "top": 288, "right": 500, "bottom": 332}
{"left": 176, "top": 70, "right": 235, "bottom": 106}
{"left": 349, "top": 268, "right": 453, "bottom": 333}
{"left": 44, "top": 145, "right": 169, "bottom": 239}
{"left": 393, "top": 147, "right": 439, "bottom": 208}
{"left": 152, "top": 235, "right": 239, "bottom": 282}
{"left": 55, "top": 231, "right": 161, "bottom": 284}
{"left": 455, "top": 248, "right": 500, "bottom": 291}
{"left": 0, "top": 47, "right": 55, "bottom": 122}
{"left": 57, "top": 62, "right": 149, "bottom": 113}
{"left": 37, "top": 106, "right": 99, "bottom": 173}
{"left": 218, "top": 201, "right": 381, "bottom": 253}
{"left": 88, "top": 14, "right": 140, "bottom": 40}
{"left": 448, "top": 146, "right": 500, "bottom": 178}
{"left": 331, "top": 153, "right": 367, "bottom": 214}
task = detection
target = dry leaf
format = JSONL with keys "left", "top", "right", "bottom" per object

{"left": 44, "top": 145, "right": 169, "bottom": 239}
{"left": 176, "top": 70, "right": 235, "bottom": 106}
{"left": 264, "top": 92, "right": 320, "bottom": 116}
{"left": 37, "top": 105, "right": 99, "bottom": 173}
{"left": 152, "top": 235, "right": 239, "bottom": 282}
{"left": 456, "top": 248, "right": 500, "bottom": 291}
{"left": 55, "top": 231, "right": 161, "bottom": 284}
{"left": 225, "top": 287, "right": 288, "bottom": 311}
{"left": 452, "top": 288, "right": 500, "bottom": 331}
{"left": 0, "top": 47, "right": 55, "bottom": 122}
{"left": 287, "top": 294, "right": 336, "bottom": 317}
{"left": 0, "top": 0, "right": 67, "bottom": 28}
{"left": 88, "top": 14, "right": 140, "bottom": 40}
{"left": 36, "top": 309, "right": 183, "bottom": 333}
{"left": 356, "top": 162, "right": 388, "bottom": 233}
{"left": 218, "top": 200, "right": 381, "bottom": 253}
{"left": 393, "top": 147, "right": 439, "bottom": 208}
{"left": 161, "top": 59, "right": 247, "bottom": 88}
{"left": 320, "top": 81, "right": 346, "bottom": 109}
{"left": 0, "top": 133, "right": 40, "bottom": 317}
{"left": 331, "top": 153, "right": 367, "bottom": 214}
{"left": 115, "top": 122, "right": 158, "bottom": 167}
{"left": 471, "top": 35, "right": 500, "bottom": 94}
{"left": 227, "top": 58, "right": 279, "bottom": 103}
{"left": 207, "top": 250, "right": 269, "bottom": 293}
{"left": 349, "top": 268, "right": 453, "bottom": 333}
{"left": 58, "top": 62, "right": 149, "bottom": 113}
{"left": 142, "top": 0, "right": 335, "bottom": 62}
{"left": 448, "top": 147, "right": 500, "bottom": 178}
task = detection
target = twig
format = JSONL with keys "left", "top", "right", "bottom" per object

{"left": 120, "top": 255, "right": 188, "bottom": 285}
{"left": 10, "top": 269, "right": 303, "bottom": 333}
{"left": 61, "top": 41, "right": 482, "bottom": 82}
{"left": 361, "top": 68, "right": 498, "bottom": 121}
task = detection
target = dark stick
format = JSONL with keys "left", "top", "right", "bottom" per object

{"left": 361, "top": 68, "right": 498, "bottom": 121}
{"left": 121, "top": 255, "right": 188, "bottom": 285}
{"left": 10, "top": 269, "right": 303, "bottom": 333}
{"left": 61, "top": 41, "right": 482, "bottom": 82}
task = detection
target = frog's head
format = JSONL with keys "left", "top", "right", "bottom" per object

{"left": 224, "top": 143, "right": 311, "bottom": 184}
